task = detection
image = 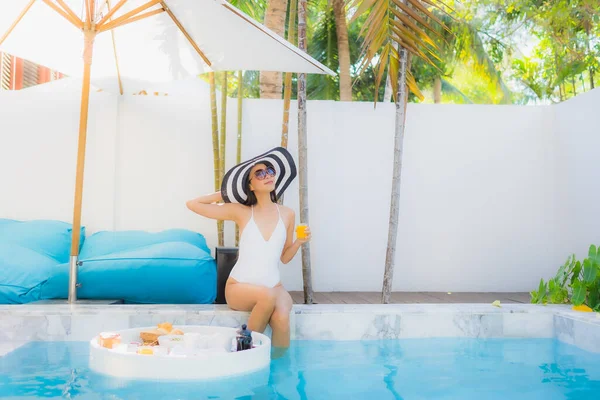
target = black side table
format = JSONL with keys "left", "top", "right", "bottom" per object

{"left": 214, "top": 247, "right": 239, "bottom": 304}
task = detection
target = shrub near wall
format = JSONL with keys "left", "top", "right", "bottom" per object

{"left": 531, "top": 245, "right": 600, "bottom": 311}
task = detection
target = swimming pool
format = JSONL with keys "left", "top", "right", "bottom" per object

{"left": 1, "top": 303, "right": 599, "bottom": 398}
{"left": 1, "top": 338, "right": 599, "bottom": 399}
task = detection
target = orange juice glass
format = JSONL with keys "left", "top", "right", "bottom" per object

{"left": 99, "top": 332, "right": 121, "bottom": 349}
{"left": 296, "top": 224, "right": 308, "bottom": 240}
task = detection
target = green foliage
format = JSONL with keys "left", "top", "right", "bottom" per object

{"left": 228, "top": 0, "right": 266, "bottom": 20}
{"left": 571, "top": 279, "right": 587, "bottom": 306}
{"left": 472, "top": 0, "right": 600, "bottom": 103}
{"left": 530, "top": 278, "right": 547, "bottom": 304}
{"left": 218, "top": 0, "right": 598, "bottom": 103}
{"left": 411, "top": 8, "right": 513, "bottom": 104}
{"left": 531, "top": 245, "right": 600, "bottom": 310}
{"left": 548, "top": 278, "right": 569, "bottom": 304}
{"left": 307, "top": 6, "right": 339, "bottom": 100}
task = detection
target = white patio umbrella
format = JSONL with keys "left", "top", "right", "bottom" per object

{"left": 0, "top": 0, "right": 334, "bottom": 303}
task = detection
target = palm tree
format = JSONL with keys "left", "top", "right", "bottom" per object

{"left": 208, "top": 72, "right": 224, "bottom": 246}
{"left": 332, "top": 0, "right": 352, "bottom": 100}
{"left": 261, "top": 0, "right": 290, "bottom": 98}
{"left": 351, "top": 0, "right": 451, "bottom": 303}
{"left": 380, "top": 7, "right": 508, "bottom": 105}
{"left": 307, "top": 0, "right": 355, "bottom": 100}
{"left": 219, "top": 71, "right": 228, "bottom": 246}
{"left": 220, "top": 72, "right": 228, "bottom": 181}
{"left": 260, "top": 0, "right": 352, "bottom": 103}
{"left": 308, "top": 6, "right": 339, "bottom": 99}
{"left": 298, "top": 0, "right": 314, "bottom": 304}
{"left": 282, "top": 0, "right": 298, "bottom": 149}
{"left": 427, "top": 15, "right": 511, "bottom": 104}
{"left": 235, "top": 70, "right": 243, "bottom": 246}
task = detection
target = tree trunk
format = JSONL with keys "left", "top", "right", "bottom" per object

{"left": 384, "top": 72, "right": 393, "bottom": 102}
{"left": 260, "top": 0, "right": 289, "bottom": 99}
{"left": 235, "top": 70, "right": 243, "bottom": 247}
{"left": 381, "top": 47, "right": 409, "bottom": 304}
{"left": 219, "top": 72, "right": 228, "bottom": 246}
{"left": 220, "top": 71, "right": 227, "bottom": 180}
{"left": 553, "top": 49, "right": 564, "bottom": 102}
{"left": 433, "top": 75, "right": 442, "bottom": 103}
{"left": 282, "top": 0, "right": 297, "bottom": 149}
{"left": 209, "top": 72, "right": 224, "bottom": 247}
{"left": 209, "top": 72, "right": 220, "bottom": 191}
{"left": 559, "top": 84, "right": 564, "bottom": 102}
{"left": 298, "top": 0, "right": 314, "bottom": 305}
{"left": 584, "top": 29, "right": 595, "bottom": 90}
{"left": 332, "top": 0, "right": 351, "bottom": 101}
{"left": 326, "top": 12, "right": 335, "bottom": 100}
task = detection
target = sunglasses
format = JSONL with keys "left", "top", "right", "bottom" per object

{"left": 251, "top": 166, "right": 277, "bottom": 181}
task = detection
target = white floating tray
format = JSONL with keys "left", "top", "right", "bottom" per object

{"left": 89, "top": 325, "right": 271, "bottom": 380}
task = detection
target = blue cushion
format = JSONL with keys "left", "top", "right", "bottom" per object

{"left": 78, "top": 229, "right": 209, "bottom": 259}
{"left": 40, "top": 229, "right": 216, "bottom": 304}
{"left": 0, "top": 219, "right": 83, "bottom": 304}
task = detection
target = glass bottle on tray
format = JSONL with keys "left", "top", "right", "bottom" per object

{"left": 236, "top": 324, "right": 253, "bottom": 351}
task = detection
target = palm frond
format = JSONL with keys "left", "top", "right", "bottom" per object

{"left": 391, "top": 13, "right": 436, "bottom": 48}
{"left": 462, "top": 23, "right": 512, "bottom": 103}
{"left": 390, "top": 21, "right": 442, "bottom": 64}
{"left": 393, "top": 9, "right": 447, "bottom": 45}
{"left": 375, "top": 45, "right": 391, "bottom": 96}
{"left": 349, "top": 0, "right": 377, "bottom": 23}
{"left": 393, "top": 0, "right": 450, "bottom": 36}
{"left": 352, "top": 0, "right": 452, "bottom": 102}
{"left": 407, "top": 70, "right": 423, "bottom": 100}
{"left": 307, "top": 6, "right": 340, "bottom": 100}
{"left": 228, "top": 0, "right": 267, "bottom": 20}
{"left": 419, "top": 0, "right": 451, "bottom": 11}
{"left": 440, "top": 78, "right": 473, "bottom": 103}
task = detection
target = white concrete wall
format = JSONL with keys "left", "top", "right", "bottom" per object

{"left": 552, "top": 88, "right": 600, "bottom": 262}
{"left": 0, "top": 85, "right": 118, "bottom": 231}
{"left": 392, "top": 104, "right": 559, "bottom": 292}
{"left": 1, "top": 83, "right": 598, "bottom": 292}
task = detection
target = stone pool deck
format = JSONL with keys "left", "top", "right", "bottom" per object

{"left": 1, "top": 301, "right": 599, "bottom": 356}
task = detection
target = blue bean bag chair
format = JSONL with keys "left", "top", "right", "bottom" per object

{"left": 0, "top": 219, "right": 84, "bottom": 304}
{"left": 40, "top": 229, "right": 216, "bottom": 304}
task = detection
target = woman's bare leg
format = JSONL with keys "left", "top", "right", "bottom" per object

{"left": 225, "top": 279, "right": 276, "bottom": 333}
{"left": 270, "top": 285, "right": 293, "bottom": 349}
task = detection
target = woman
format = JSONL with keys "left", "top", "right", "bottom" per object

{"left": 186, "top": 147, "right": 310, "bottom": 351}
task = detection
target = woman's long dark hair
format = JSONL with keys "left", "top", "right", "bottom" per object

{"left": 243, "top": 161, "right": 277, "bottom": 205}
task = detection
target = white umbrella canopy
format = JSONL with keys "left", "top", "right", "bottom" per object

{"left": 0, "top": 0, "right": 333, "bottom": 93}
{"left": 0, "top": 0, "right": 334, "bottom": 303}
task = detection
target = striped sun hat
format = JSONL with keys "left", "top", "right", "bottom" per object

{"left": 221, "top": 147, "right": 297, "bottom": 204}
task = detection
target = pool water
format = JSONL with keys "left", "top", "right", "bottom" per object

{"left": 1, "top": 338, "right": 599, "bottom": 399}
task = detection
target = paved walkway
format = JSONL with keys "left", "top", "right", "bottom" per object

{"left": 288, "top": 292, "right": 530, "bottom": 304}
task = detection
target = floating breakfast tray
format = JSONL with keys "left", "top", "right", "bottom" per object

{"left": 89, "top": 325, "right": 271, "bottom": 380}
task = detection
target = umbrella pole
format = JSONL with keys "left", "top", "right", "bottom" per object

{"left": 68, "top": 29, "right": 96, "bottom": 304}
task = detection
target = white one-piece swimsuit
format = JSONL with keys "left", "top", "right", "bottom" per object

{"left": 229, "top": 205, "right": 286, "bottom": 288}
